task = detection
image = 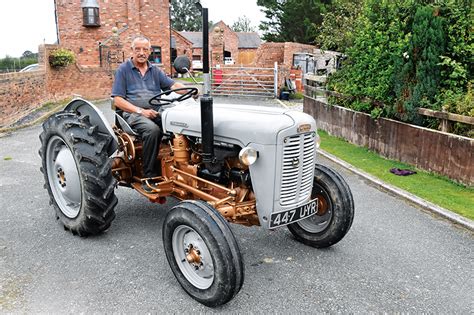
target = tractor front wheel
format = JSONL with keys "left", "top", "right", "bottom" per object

{"left": 162, "top": 200, "right": 244, "bottom": 307}
{"left": 287, "top": 164, "right": 354, "bottom": 248}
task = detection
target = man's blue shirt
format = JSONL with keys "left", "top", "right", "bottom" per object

{"left": 111, "top": 58, "right": 174, "bottom": 109}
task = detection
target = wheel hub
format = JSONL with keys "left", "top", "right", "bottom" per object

{"left": 46, "top": 136, "right": 82, "bottom": 219}
{"left": 317, "top": 195, "right": 328, "bottom": 215}
{"left": 57, "top": 167, "right": 66, "bottom": 187}
{"left": 172, "top": 225, "right": 214, "bottom": 289}
{"left": 185, "top": 245, "right": 202, "bottom": 268}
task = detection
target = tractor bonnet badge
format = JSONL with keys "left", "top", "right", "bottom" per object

{"left": 292, "top": 157, "right": 300, "bottom": 167}
{"left": 171, "top": 121, "right": 189, "bottom": 128}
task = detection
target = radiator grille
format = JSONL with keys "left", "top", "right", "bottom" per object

{"left": 280, "top": 133, "right": 315, "bottom": 206}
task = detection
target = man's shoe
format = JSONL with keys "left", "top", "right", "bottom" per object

{"left": 142, "top": 183, "right": 154, "bottom": 193}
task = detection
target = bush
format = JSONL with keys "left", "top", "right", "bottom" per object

{"left": 49, "top": 48, "right": 75, "bottom": 68}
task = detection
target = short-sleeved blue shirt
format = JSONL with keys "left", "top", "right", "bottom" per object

{"left": 111, "top": 58, "right": 175, "bottom": 109}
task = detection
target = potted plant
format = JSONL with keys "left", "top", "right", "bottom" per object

{"left": 49, "top": 48, "right": 76, "bottom": 68}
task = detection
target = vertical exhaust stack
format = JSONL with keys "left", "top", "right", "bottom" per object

{"left": 196, "top": 2, "right": 215, "bottom": 165}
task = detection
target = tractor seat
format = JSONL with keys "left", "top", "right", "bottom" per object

{"left": 114, "top": 112, "right": 172, "bottom": 141}
{"left": 115, "top": 113, "right": 139, "bottom": 136}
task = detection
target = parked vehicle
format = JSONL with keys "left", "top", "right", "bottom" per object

{"left": 19, "top": 63, "right": 40, "bottom": 72}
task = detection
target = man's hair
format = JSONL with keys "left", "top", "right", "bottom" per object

{"left": 131, "top": 35, "right": 151, "bottom": 48}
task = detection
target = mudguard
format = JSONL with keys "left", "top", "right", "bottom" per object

{"left": 64, "top": 98, "right": 118, "bottom": 156}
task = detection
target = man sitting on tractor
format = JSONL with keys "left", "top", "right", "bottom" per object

{"left": 112, "top": 35, "right": 188, "bottom": 192}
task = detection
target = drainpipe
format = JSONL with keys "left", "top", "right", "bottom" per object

{"left": 54, "top": 0, "right": 60, "bottom": 44}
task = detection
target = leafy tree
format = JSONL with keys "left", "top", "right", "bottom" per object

{"left": 22, "top": 50, "right": 34, "bottom": 58}
{"left": 170, "top": 0, "right": 202, "bottom": 31}
{"left": 393, "top": 5, "right": 445, "bottom": 123}
{"left": 232, "top": 16, "right": 256, "bottom": 32}
{"left": 328, "top": 0, "right": 409, "bottom": 112}
{"left": 257, "top": 0, "right": 331, "bottom": 44}
{"left": 315, "top": 0, "right": 362, "bottom": 52}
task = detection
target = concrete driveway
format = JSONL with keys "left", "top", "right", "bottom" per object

{"left": 0, "top": 98, "right": 472, "bottom": 313}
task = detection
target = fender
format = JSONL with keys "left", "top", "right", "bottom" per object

{"left": 64, "top": 98, "right": 118, "bottom": 156}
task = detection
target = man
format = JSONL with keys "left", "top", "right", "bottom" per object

{"left": 112, "top": 35, "right": 188, "bottom": 192}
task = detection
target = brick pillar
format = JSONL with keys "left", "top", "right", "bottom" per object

{"left": 211, "top": 26, "right": 224, "bottom": 67}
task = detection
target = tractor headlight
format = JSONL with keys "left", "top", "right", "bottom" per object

{"left": 239, "top": 147, "right": 258, "bottom": 166}
{"left": 313, "top": 132, "right": 321, "bottom": 149}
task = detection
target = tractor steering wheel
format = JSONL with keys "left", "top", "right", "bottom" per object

{"left": 149, "top": 87, "right": 198, "bottom": 106}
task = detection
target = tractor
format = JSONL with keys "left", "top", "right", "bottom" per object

{"left": 39, "top": 4, "right": 354, "bottom": 307}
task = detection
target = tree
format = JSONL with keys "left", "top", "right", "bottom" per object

{"left": 257, "top": 0, "right": 331, "bottom": 44}
{"left": 170, "top": 0, "right": 202, "bottom": 31}
{"left": 394, "top": 5, "right": 445, "bottom": 122}
{"left": 22, "top": 50, "right": 34, "bottom": 59}
{"left": 315, "top": 0, "right": 362, "bottom": 52}
{"left": 232, "top": 16, "right": 256, "bottom": 32}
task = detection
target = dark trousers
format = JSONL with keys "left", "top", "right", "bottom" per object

{"left": 124, "top": 112, "right": 163, "bottom": 178}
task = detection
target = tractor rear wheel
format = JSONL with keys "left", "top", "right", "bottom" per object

{"left": 287, "top": 164, "right": 354, "bottom": 248}
{"left": 39, "top": 111, "right": 117, "bottom": 236}
{"left": 162, "top": 200, "right": 244, "bottom": 307}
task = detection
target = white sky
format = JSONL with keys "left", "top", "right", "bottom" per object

{"left": 0, "top": 0, "right": 265, "bottom": 58}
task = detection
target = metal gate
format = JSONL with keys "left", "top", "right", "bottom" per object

{"left": 210, "top": 63, "right": 278, "bottom": 98}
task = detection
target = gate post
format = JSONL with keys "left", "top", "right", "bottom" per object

{"left": 274, "top": 62, "right": 278, "bottom": 98}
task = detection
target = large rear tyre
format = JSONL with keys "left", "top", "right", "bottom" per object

{"left": 162, "top": 200, "right": 244, "bottom": 307}
{"left": 287, "top": 164, "right": 354, "bottom": 248}
{"left": 39, "top": 111, "right": 117, "bottom": 236}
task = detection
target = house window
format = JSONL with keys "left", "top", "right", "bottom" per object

{"left": 148, "top": 46, "right": 162, "bottom": 64}
{"left": 81, "top": 0, "right": 100, "bottom": 27}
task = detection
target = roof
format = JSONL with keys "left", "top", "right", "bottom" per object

{"left": 179, "top": 31, "right": 261, "bottom": 49}
{"left": 179, "top": 32, "right": 203, "bottom": 48}
{"left": 236, "top": 33, "right": 261, "bottom": 48}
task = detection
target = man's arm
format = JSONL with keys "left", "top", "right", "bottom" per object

{"left": 170, "top": 81, "right": 186, "bottom": 91}
{"left": 113, "top": 96, "right": 158, "bottom": 119}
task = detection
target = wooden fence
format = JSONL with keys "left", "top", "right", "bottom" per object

{"left": 303, "top": 86, "right": 474, "bottom": 186}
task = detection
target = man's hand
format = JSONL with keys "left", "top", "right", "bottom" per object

{"left": 141, "top": 109, "right": 159, "bottom": 119}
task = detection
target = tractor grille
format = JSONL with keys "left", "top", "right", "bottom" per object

{"left": 280, "top": 133, "right": 315, "bottom": 206}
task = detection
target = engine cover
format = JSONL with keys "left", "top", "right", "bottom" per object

{"left": 161, "top": 100, "right": 315, "bottom": 146}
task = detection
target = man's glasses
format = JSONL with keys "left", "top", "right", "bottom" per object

{"left": 133, "top": 47, "right": 150, "bottom": 53}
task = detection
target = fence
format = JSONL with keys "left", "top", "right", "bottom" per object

{"left": 303, "top": 85, "right": 474, "bottom": 186}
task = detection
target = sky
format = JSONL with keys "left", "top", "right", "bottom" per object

{"left": 0, "top": 0, "right": 266, "bottom": 58}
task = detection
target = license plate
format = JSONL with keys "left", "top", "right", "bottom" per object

{"left": 269, "top": 198, "right": 318, "bottom": 228}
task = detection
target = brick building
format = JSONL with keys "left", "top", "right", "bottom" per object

{"left": 177, "top": 21, "right": 262, "bottom": 68}
{"left": 55, "top": 0, "right": 173, "bottom": 73}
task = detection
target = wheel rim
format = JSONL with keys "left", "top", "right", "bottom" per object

{"left": 46, "top": 136, "right": 82, "bottom": 218}
{"left": 172, "top": 225, "right": 214, "bottom": 289}
{"left": 297, "top": 183, "right": 333, "bottom": 233}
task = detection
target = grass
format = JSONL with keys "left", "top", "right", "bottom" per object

{"left": 176, "top": 77, "right": 203, "bottom": 83}
{"left": 318, "top": 130, "right": 474, "bottom": 220}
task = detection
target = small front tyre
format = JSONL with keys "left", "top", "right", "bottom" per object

{"left": 162, "top": 200, "right": 244, "bottom": 307}
{"left": 287, "top": 164, "right": 354, "bottom": 248}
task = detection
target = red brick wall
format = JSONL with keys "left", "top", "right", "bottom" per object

{"left": 214, "top": 22, "right": 239, "bottom": 64}
{"left": 0, "top": 71, "right": 48, "bottom": 127}
{"left": 42, "top": 45, "right": 113, "bottom": 101}
{"left": 254, "top": 43, "right": 285, "bottom": 68}
{"left": 172, "top": 32, "right": 192, "bottom": 58}
{"left": 55, "top": 0, "right": 172, "bottom": 73}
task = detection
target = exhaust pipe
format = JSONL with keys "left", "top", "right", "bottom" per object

{"left": 196, "top": 2, "right": 215, "bottom": 165}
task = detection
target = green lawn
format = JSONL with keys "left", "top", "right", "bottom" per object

{"left": 318, "top": 130, "right": 474, "bottom": 220}
{"left": 176, "top": 77, "right": 203, "bottom": 83}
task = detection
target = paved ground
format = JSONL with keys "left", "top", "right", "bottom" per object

{"left": 0, "top": 98, "right": 472, "bottom": 313}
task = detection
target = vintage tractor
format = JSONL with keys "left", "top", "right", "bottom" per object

{"left": 39, "top": 5, "right": 354, "bottom": 307}
{"left": 39, "top": 84, "right": 354, "bottom": 307}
